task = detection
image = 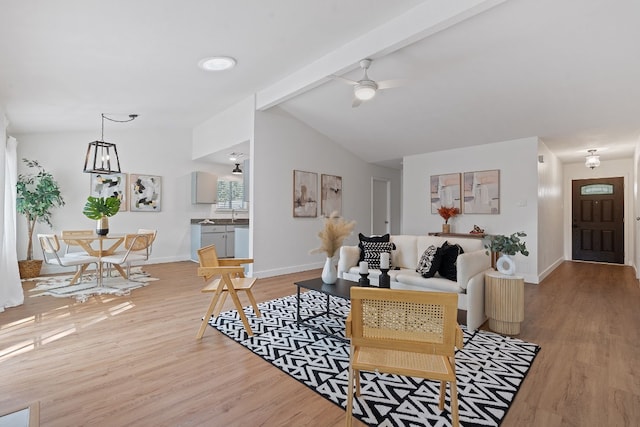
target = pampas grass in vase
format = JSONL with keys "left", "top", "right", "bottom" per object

{"left": 310, "top": 211, "right": 356, "bottom": 284}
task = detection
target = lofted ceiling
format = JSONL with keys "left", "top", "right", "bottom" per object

{"left": 1, "top": 0, "right": 639, "bottom": 169}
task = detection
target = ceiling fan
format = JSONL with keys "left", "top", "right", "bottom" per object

{"left": 333, "top": 58, "right": 402, "bottom": 108}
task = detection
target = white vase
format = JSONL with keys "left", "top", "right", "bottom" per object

{"left": 496, "top": 254, "right": 516, "bottom": 275}
{"left": 321, "top": 256, "right": 337, "bottom": 284}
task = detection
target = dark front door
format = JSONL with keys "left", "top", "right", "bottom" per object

{"left": 572, "top": 177, "right": 624, "bottom": 263}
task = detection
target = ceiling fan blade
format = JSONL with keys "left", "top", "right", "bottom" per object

{"left": 352, "top": 97, "right": 363, "bottom": 108}
{"left": 331, "top": 74, "right": 358, "bottom": 85}
{"left": 377, "top": 79, "right": 405, "bottom": 90}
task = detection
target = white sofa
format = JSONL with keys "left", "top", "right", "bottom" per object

{"left": 337, "top": 235, "right": 491, "bottom": 331}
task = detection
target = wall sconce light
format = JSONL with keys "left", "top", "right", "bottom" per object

{"left": 232, "top": 163, "right": 243, "bottom": 175}
{"left": 83, "top": 113, "right": 138, "bottom": 174}
{"left": 585, "top": 149, "right": 600, "bottom": 169}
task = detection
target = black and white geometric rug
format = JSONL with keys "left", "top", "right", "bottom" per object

{"left": 208, "top": 290, "right": 540, "bottom": 427}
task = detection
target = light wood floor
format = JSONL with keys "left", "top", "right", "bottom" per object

{"left": 1, "top": 261, "right": 638, "bottom": 426}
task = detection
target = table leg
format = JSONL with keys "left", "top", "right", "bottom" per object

{"left": 325, "top": 294, "right": 330, "bottom": 316}
{"left": 296, "top": 287, "right": 301, "bottom": 325}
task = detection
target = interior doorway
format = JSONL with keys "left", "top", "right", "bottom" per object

{"left": 571, "top": 177, "right": 624, "bottom": 264}
{"left": 371, "top": 178, "right": 390, "bottom": 235}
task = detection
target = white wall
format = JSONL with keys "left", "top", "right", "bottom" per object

{"left": 252, "top": 107, "right": 401, "bottom": 277}
{"left": 563, "top": 157, "right": 634, "bottom": 265}
{"left": 537, "top": 141, "right": 564, "bottom": 281}
{"left": 15, "top": 128, "right": 218, "bottom": 273}
{"left": 403, "top": 137, "right": 540, "bottom": 283}
{"left": 635, "top": 142, "right": 640, "bottom": 278}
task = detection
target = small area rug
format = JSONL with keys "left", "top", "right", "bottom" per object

{"left": 208, "top": 290, "right": 540, "bottom": 427}
{"left": 29, "top": 267, "right": 158, "bottom": 302}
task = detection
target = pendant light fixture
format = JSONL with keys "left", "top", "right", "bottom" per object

{"left": 232, "top": 163, "right": 243, "bottom": 175}
{"left": 229, "top": 152, "right": 243, "bottom": 175}
{"left": 585, "top": 149, "right": 600, "bottom": 170}
{"left": 83, "top": 113, "right": 138, "bottom": 174}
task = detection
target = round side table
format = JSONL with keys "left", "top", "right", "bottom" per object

{"left": 484, "top": 271, "right": 524, "bottom": 335}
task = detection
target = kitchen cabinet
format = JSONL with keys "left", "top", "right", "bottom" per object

{"left": 191, "top": 223, "right": 235, "bottom": 261}
{"left": 191, "top": 171, "right": 217, "bottom": 204}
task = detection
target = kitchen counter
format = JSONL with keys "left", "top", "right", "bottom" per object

{"left": 190, "top": 218, "right": 249, "bottom": 225}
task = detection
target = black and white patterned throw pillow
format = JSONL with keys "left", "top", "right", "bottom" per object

{"left": 416, "top": 245, "right": 442, "bottom": 278}
{"left": 361, "top": 241, "right": 394, "bottom": 269}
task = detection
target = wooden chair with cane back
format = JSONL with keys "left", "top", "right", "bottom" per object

{"left": 345, "top": 288, "right": 464, "bottom": 427}
{"left": 196, "top": 244, "right": 261, "bottom": 339}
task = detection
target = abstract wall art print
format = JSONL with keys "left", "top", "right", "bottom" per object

{"left": 293, "top": 170, "right": 318, "bottom": 218}
{"left": 430, "top": 173, "right": 461, "bottom": 214}
{"left": 130, "top": 174, "right": 162, "bottom": 212}
{"left": 90, "top": 172, "right": 127, "bottom": 212}
{"left": 463, "top": 169, "right": 500, "bottom": 214}
{"left": 321, "top": 174, "right": 342, "bottom": 217}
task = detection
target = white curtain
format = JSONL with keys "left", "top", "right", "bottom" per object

{"left": 0, "top": 120, "right": 23, "bottom": 311}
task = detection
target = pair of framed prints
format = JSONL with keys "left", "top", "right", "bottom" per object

{"left": 89, "top": 173, "right": 161, "bottom": 212}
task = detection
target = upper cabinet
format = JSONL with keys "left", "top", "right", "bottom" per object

{"left": 191, "top": 171, "right": 217, "bottom": 204}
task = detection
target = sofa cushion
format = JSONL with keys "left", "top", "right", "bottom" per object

{"left": 395, "top": 270, "right": 463, "bottom": 293}
{"left": 389, "top": 235, "right": 417, "bottom": 269}
{"left": 360, "top": 241, "right": 394, "bottom": 269}
{"left": 358, "top": 233, "right": 390, "bottom": 262}
{"left": 438, "top": 242, "right": 464, "bottom": 281}
{"left": 416, "top": 245, "right": 442, "bottom": 278}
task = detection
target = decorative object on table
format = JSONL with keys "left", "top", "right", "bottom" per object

{"left": 83, "top": 113, "right": 137, "bottom": 174}
{"left": 90, "top": 172, "right": 127, "bottom": 211}
{"left": 320, "top": 174, "right": 342, "bottom": 217}
{"left": 293, "top": 169, "right": 318, "bottom": 217}
{"left": 469, "top": 224, "right": 485, "bottom": 235}
{"left": 484, "top": 231, "right": 529, "bottom": 275}
{"left": 358, "top": 261, "right": 370, "bottom": 286}
{"left": 16, "top": 158, "right": 65, "bottom": 278}
{"left": 82, "top": 196, "right": 121, "bottom": 236}
{"left": 462, "top": 169, "right": 500, "bottom": 214}
{"left": 378, "top": 252, "right": 390, "bottom": 288}
{"left": 207, "top": 291, "right": 540, "bottom": 427}
{"left": 129, "top": 174, "right": 162, "bottom": 211}
{"left": 430, "top": 173, "right": 461, "bottom": 214}
{"left": 310, "top": 211, "right": 356, "bottom": 284}
{"left": 437, "top": 205, "right": 460, "bottom": 233}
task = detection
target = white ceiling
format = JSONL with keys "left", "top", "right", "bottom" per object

{"left": 1, "top": 0, "right": 639, "bottom": 169}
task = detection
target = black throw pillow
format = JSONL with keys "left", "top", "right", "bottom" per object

{"left": 416, "top": 245, "right": 442, "bottom": 278}
{"left": 360, "top": 241, "right": 394, "bottom": 269}
{"left": 438, "top": 242, "right": 464, "bottom": 281}
{"left": 358, "top": 233, "right": 390, "bottom": 262}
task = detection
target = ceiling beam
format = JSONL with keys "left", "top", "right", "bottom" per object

{"left": 255, "top": 0, "right": 509, "bottom": 111}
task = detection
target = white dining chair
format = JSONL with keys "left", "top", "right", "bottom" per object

{"left": 101, "top": 233, "right": 153, "bottom": 281}
{"left": 38, "top": 234, "right": 100, "bottom": 284}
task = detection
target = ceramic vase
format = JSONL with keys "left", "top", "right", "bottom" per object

{"left": 97, "top": 216, "right": 109, "bottom": 236}
{"left": 496, "top": 254, "right": 516, "bottom": 275}
{"left": 321, "top": 256, "right": 337, "bottom": 284}
{"left": 442, "top": 223, "right": 451, "bottom": 233}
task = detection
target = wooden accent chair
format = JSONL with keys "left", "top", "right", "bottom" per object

{"left": 196, "top": 244, "right": 261, "bottom": 339}
{"left": 345, "top": 288, "right": 464, "bottom": 427}
{"left": 38, "top": 234, "right": 99, "bottom": 285}
{"left": 61, "top": 229, "right": 94, "bottom": 257}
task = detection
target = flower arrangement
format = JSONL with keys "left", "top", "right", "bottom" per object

{"left": 310, "top": 211, "right": 356, "bottom": 258}
{"left": 485, "top": 231, "right": 529, "bottom": 256}
{"left": 437, "top": 206, "right": 460, "bottom": 224}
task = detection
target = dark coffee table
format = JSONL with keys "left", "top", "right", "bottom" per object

{"left": 294, "top": 277, "right": 365, "bottom": 342}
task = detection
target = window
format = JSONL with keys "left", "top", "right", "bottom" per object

{"left": 216, "top": 180, "right": 244, "bottom": 209}
{"left": 580, "top": 184, "right": 613, "bottom": 195}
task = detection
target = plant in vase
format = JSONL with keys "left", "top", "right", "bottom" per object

{"left": 437, "top": 206, "right": 459, "bottom": 233}
{"left": 16, "top": 158, "right": 65, "bottom": 278}
{"left": 484, "top": 231, "right": 529, "bottom": 275}
{"left": 310, "top": 211, "right": 356, "bottom": 284}
{"left": 82, "top": 196, "right": 121, "bottom": 235}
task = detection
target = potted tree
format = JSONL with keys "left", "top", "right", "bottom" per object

{"left": 485, "top": 231, "right": 529, "bottom": 275}
{"left": 82, "top": 196, "right": 121, "bottom": 235}
{"left": 16, "top": 158, "right": 65, "bottom": 278}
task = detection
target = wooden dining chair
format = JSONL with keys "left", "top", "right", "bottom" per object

{"left": 61, "top": 229, "right": 94, "bottom": 257}
{"left": 196, "top": 244, "right": 261, "bottom": 339}
{"left": 345, "top": 288, "right": 464, "bottom": 427}
{"left": 100, "top": 233, "right": 153, "bottom": 281}
{"left": 38, "top": 234, "right": 100, "bottom": 285}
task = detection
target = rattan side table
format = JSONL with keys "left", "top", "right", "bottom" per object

{"left": 485, "top": 271, "right": 524, "bottom": 335}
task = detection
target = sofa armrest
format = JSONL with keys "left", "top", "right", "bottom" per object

{"left": 457, "top": 249, "right": 491, "bottom": 291}
{"left": 338, "top": 245, "right": 360, "bottom": 278}
{"left": 465, "top": 268, "right": 491, "bottom": 331}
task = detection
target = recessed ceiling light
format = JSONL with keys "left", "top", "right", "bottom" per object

{"left": 198, "top": 56, "right": 237, "bottom": 71}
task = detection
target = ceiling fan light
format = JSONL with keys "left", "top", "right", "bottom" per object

{"left": 354, "top": 81, "right": 377, "bottom": 101}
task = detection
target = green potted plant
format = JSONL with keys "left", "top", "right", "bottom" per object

{"left": 16, "top": 158, "right": 65, "bottom": 278}
{"left": 484, "top": 231, "right": 529, "bottom": 275}
{"left": 82, "top": 196, "right": 121, "bottom": 235}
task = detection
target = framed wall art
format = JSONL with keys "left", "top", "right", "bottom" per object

{"left": 321, "top": 174, "right": 342, "bottom": 217}
{"left": 463, "top": 169, "right": 500, "bottom": 214}
{"left": 89, "top": 172, "right": 127, "bottom": 212}
{"left": 293, "top": 170, "right": 318, "bottom": 218}
{"left": 129, "top": 174, "right": 162, "bottom": 212}
{"left": 430, "top": 173, "right": 461, "bottom": 214}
